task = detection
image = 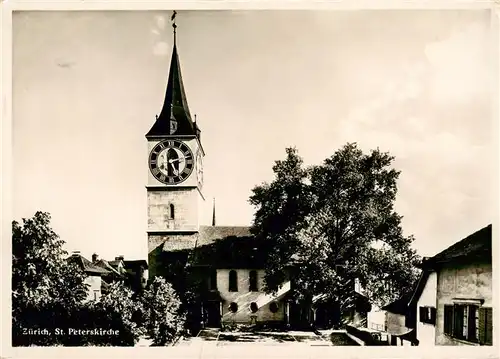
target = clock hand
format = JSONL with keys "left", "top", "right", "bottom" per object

{"left": 168, "top": 158, "right": 184, "bottom": 164}
{"left": 169, "top": 162, "right": 179, "bottom": 176}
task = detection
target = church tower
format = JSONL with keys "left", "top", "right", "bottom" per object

{"left": 146, "top": 13, "right": 205, "bottom": 278}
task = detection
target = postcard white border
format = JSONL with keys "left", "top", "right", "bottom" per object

{"left": 1, "top": 1, "right": 499, "bottom": 359}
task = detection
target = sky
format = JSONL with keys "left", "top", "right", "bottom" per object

{"left": 12, "top": 10, "right": 497, "bottom": 261}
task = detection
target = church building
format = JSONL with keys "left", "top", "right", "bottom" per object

{"left": 145, "top": 16, "right": 291, "bottom": 331}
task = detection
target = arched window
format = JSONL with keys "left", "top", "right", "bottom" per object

{"left": 249, "top": 270, "right": 258, "bottom": 292}
{"left": 228, "top": 270, "right": 238, "bottom": 292}
{"left": 169, "top": 204, "right": 175, "bottom": 219}
{"left": 209, "top": 269, "right": 217, "bottom": 290}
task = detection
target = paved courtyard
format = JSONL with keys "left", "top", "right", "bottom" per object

{"left": 175, "top": 328, "right": 361, "bottom": 347}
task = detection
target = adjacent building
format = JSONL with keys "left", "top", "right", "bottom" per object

{"left": 67, "top": 251, "right": 111, "bottom": 301}
{"left": 403, "top": 224, "right": 493, "bottom": 346}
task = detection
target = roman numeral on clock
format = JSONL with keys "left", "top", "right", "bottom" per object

{"left": 152, "top": 168, "right": 161, "bottom": 176}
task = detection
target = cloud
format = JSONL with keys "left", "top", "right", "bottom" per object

{"left": 155, "top": 15, "right": 166, "bottom": 30}
{"left": 425, "top": 22, "right": 490, "bottom": 104}
{"left": 153, "top": 41, "right": 169, "bottom": 56}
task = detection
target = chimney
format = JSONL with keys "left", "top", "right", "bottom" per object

{"left": 72, "top": 250, "right": 81, "bottom": 256}
{"left": 115, "top": 255, "right": 124, "bottom": 261}
{"left": 92, "top": 253, "right": 99, "bottom": 263}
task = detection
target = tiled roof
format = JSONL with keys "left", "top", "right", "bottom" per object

{"left": 161, "top": 226, "right": 252, "bottom": 252}
{"left": 196, "top": 225, "right": 252, "bottom": 245}
{"left": 158, "top": 225, "right": 269, "bottom": 269}
{"left": 425, "top": 224, "right": 492, "bottom": 267}
{"left": 189, "top": 235, "right": 270, "bottom": 269}
{"left": 67, "top": 254, "right": 110, "bottom": 275}
{"left": 93, "top": 259, "right": 123, "bottom": 276}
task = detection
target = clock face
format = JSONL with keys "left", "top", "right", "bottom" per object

{"left": 196, "top": 150, "right": 204, "bottom": 187}
{"left": 149, "top": 140, "right": 194, "bottom": 184}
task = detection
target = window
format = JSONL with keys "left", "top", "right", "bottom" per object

{"left": 443, "top": 305, "right": 493, "bottom": 345}
{"left": 93, "top": 290, "right": 99, "bottom": 301}
{"left": 269, "top": 302, "right": 279, "bottom": 313}
{"left": 209, "top": 269, "right": 217, "bottom": 290}
{"left": 419, "top": 306, "right": 436, "bottom": 325}
{"left": 228, "top": 270, "right": 238, "bottom": 292}
{"left": 169, "top": 204, "right": 175, "bottom": 219}
{"left": 228, "top": 302, "right": 238, "bottom": 313}
{"left": 250, "top": 302, "right": 258, "bottom": 313}
{"left": 249, "top": 270, "right": 258, "bottom": 292}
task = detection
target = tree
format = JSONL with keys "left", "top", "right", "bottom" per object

{"left": 84, "top": 282, "right": 146, "bottom": 346}
{"left": 249, "top": 144, "right": 420, "bottom": 325}
{"left": 142, "top": 277, "right": 185, "bottom": 346}
{"left": 12, "top": 211, "right": 89, "bottom": 346}
{"left": 12, "top": 212, "right": 149, "bottom": 346}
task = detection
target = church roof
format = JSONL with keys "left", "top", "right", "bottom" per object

{"left": 160, "top": 225, "right": 270, "bottom": 269}
{"left": 146, "top": 40, "right": 197, "bottom": 138}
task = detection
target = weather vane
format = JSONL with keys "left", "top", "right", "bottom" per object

{"left": 171, "top": 11, "right": 177, "bottom": 29}
{"left": 171, "top": 10, "right": 178, "bottom": 43}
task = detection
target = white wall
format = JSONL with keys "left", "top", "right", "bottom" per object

{"left": 217, "top": 269, "right": 288, "bottom": 324}
{"left": 85, "top": 275, "right": 102, "bottom": 301}
{"left": 416, "top": 271, "right": 437, "bottom": 346}
{"left": 367, "top": 307, "right": 386, "bottom": 331}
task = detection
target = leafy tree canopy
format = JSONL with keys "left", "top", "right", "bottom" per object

{"left": 142, "top": 277, "right": 185, "bottom": 346}
{"left": 249, "top": 144, "right": 420, "bottom": 309}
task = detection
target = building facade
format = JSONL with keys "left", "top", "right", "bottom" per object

{"left": 408, "top": 224, "right": 493, "bottom": 346}
{"left": 67, "top": 251, "right": 111, "bottom": 301}
{"left": 414, "top": 271, "right": 437, "bottom": 346}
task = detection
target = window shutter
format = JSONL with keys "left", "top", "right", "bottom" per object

{"left": 478, "top": 307, "right": 486, "bottom": 344}
{"left": 430, "top": 307, "right": 436, "bottom": 325}
{"left": 485, "top": 308, "right": 493, "bottom": 346}
{"left": 453, "top": 305, "right": 464, "bottom": 338}
{"left": 419, "top": 307, "right": 425, "bottom": 323}
{"left": 467, "top": 306, "right": 477, "bottom": 342}
{"left": 444, "top": 305, "right": 453, "bottom": 335}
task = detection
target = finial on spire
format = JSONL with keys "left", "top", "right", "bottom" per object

{"left": 171, "top": 10, "right": 178, "bottom": 44}
{"left": 212, "top": 198, "right": 216, "bottom": 227}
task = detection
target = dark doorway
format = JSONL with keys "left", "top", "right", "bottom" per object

{"left": 205, "top": 301, "right": 221, "bottom": 328}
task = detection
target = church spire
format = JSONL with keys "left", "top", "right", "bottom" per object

{"left": 212, "top": 198, "right": 216, "bottom": 226}
{"left": 146, "top": 11, "right": 197, "bottom": 138}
